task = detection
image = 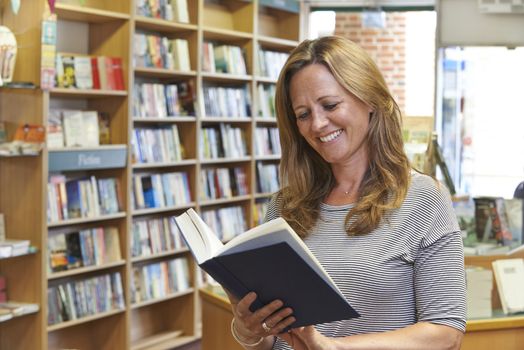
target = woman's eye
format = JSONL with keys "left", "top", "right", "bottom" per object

{"left": 296, "top": 112, "right": 308, "bottom": 120}
{"left": 324, "top": 103, "right": 338, "bottom": 111}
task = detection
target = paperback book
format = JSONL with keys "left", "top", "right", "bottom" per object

{"left": 174, "top": 208, "right": 360, "bottom": 329}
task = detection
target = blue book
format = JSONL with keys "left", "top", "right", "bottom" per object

{"left": 174, "top": 208, "right": 359, "bottom": 330}
{"left": 65, "top": 180, "right": 84, "bottom": 219}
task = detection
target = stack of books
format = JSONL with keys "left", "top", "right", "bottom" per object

{"left": 0, "top": 301, "right": 39, "bottom": 322}
{"left": 0, "top": 239, "right": 31, "bottom": 258}
{"left": 465, "top": 266, "right": 493, "bottom": 319}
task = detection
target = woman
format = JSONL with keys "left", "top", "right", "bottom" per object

{"left": 228, "top": 36, "right": 466, "bottom": 350}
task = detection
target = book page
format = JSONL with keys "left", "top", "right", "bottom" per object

{"left": 174, "top": 209, "right": 223, "bottom": 264}
{"left": 219, "top": 218, "right": 345, "bottom": 299}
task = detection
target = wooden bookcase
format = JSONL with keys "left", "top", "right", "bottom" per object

{"left": 0, "top": 0, "right": 302, "bottom": 349}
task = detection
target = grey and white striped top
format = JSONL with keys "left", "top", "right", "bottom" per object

{"left": 267, "top": 172, "right": 466, "bottom": 350}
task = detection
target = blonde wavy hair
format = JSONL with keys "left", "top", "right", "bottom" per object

{"left": 275, "top": 36, "right": 411, "bottom": 237}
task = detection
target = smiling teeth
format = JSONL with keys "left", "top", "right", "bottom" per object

{"left": 320, "top": 130, "right": 343, "bottom": 143}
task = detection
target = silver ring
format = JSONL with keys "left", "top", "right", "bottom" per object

{"left": 262, "top": 321, "right": 271, "bottom": 332}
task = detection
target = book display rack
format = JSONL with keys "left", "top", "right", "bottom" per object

{"left": 0, "top": 0, "right": 302, "bottom": 349}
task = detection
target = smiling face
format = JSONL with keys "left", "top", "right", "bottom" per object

{"left": 289, "top": 63, "right": 372, "bottom": 171}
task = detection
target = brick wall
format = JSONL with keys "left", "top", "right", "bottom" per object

{"left": 334, "top": 12, "right": 406, "bottom": 111}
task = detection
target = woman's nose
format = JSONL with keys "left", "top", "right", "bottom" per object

{"left": 311, "top": 110, "right": 329, "bottom": 131}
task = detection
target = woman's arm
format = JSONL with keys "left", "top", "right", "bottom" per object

{"left": 285, "top": 322, "right": 463, "bottom": 350}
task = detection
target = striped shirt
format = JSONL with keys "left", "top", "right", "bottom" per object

{"left": 267, "top": 173, "right": 466, "bottom": 349}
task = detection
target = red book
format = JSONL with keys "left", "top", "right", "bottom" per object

{"left": 104, "top": 56, "right": 116, "bottom": 90}
{"left": 111, "top": 57, "right": 125, "bottom": 90}
{"left": 0, "top": 276, "right": 5, "bottom": 290}
{"left": 90, "top": 57, "right": 100, "bottom": 89}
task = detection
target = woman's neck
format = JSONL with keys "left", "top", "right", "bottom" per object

{"left": 324, "top": 162, "right": 368, "bottom": 206}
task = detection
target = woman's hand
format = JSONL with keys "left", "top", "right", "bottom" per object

{"left": 279, "top": 326, "right": 336, "bottom": 350}
{"left": 227, "top": 290, "right": 296, "bottom": 343}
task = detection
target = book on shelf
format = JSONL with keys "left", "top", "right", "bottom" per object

{"left": 74, "top": 55, "right": 93, "bottom": 89}
{"left": 0, "top": 239, "right": 30, "bottom": 257}
{"left": 0, "top": 301, "right": 39, "bottom": 317}
{"left": 0, "top": 213, "right": 5, "bottom": 241}
{"left": 492, "top": 258, "right": 524, "bottom": 314}
{"left": 174, "top": 208, "right": 360, "bottom": 329}
{"left": 474, "top": 197, "right": 517, "bottom": 246}
{"left": 48, "top": 272, "right": 124, "bottom": 325}
{"left": 48, "top": 176, "right": 121, "bottom": 222}
{"left": 173, "top": 38, "right": 190, "bottom": 71}
{"left": 61, "top": 109, "right": 100, "bottom": 147}
{"left": 173, "top": 0, "right": 189, "bottom": 23}
{"left": 201, "top": 206, "right": 247, "bottom": 241}
{"left": 48, "top": 233, "right": 68, "bottom": 272}
{"left": 47, "top": 109, "right": 65, "bottom": 149}
{"left": 56, "top": 54, "right": 76, "bottom": 88}
{"left": 130, "top": 257, "right": 190, "bottom": 303}
{"left": 0, "top": 275, "right": 6, "bottom": 302}
{"left": 55, "top": 53, "right": 124, "bottom": 91}
{"left": 465, "top": 266, "right": 493, "bottom": 319}
{"left": 136, "top": 0, "right": 173, "bottom": 20}
{"left": 0, "top": 308, "right": 12, "bottom": 322}
{"left": 48, "top": 227, "right": 122, "bottom": 273}
{"left": 98, "top": 112, "right": 111, "bottom": 145}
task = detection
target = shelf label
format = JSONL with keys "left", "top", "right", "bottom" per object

{"left": 49, "top": 148, "right": 127, "bottom": 171}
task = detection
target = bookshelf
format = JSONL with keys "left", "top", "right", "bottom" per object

{"left": 0, "top": 0, "right": 302, "bottom": 349}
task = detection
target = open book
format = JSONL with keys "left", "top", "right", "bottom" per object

{"left": 174, "top": 208, "right": 359, "bottom": 329}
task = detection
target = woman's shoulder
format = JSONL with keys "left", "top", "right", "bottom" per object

{"left": 408, "top": 171, "right": 452, "bottom": 203}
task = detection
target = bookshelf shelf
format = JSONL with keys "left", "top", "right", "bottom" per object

{"left": 47, "top": 260, "right": 126, "bottom": 280}
{"left": 47, "top": 212, "right": 127, "bottom": 228}
{"left": 255, "top": 76, "right": 278, "bottom": 84}
{"left": 200, "top": 156, "right": 252, "bottom": 165}
{"left": 132, "top": 117, "right": 196, "bottom": 123}
{"left": 130, "top": 289, "right": 194, "bottom": 310}
{"left": 0, "top": 308, "right": 39, "bottom": 324}
{"left": 200, "top": 117, "right": 252, "bottom": 123}
{"left": 133, "top": 67, "right": 197, "bottom": 79}
{"left": 132, "top": 159, "right": 197, "bottom": 169}
{"left": 0, "top": 248, "right": 38, "bottom": 260}
{"left": 55, "top": 3, "right": 130, "bottom": 23}
{"left": 132, "top": 204, "right": 196, "bottom": 217}
{"left": 50, "top": 88, "right": 128, "bottom": 98}
{"left": 0, "top": 153, "right": 40, "bottom": 158}
{"left": 202, "top": 27, "right": 253, "bottom": 40}
{"left": 254, "top": 192, "right": 275, "bottom": 199}
{"left": 131, "top": 248, "right": 190, "bottom": 263}
{"left": 47, "top": 308, "right": 125, "bottom": 332}
{"left": 134, "top": 16, "right": 198, "bottom": 33}
{"left": 48, "top": 145, "right": 127, "bottom": 152}
{"left": 254, "top": 117, "right": 278, "bottom": 123}
{"left": 255, "top": 154, "right": 281, "bottom": 161}
{"left": 131, "top": 333, "right": 199, "bottom": 350}
{"left": 199, "top": 195, "right": 252, "bottom": 207}
{"left": 200, "top": 72, "right": 252, "bottom": 82}
{"left": 257, "top": 35, "right": 299, "bottom": 49}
